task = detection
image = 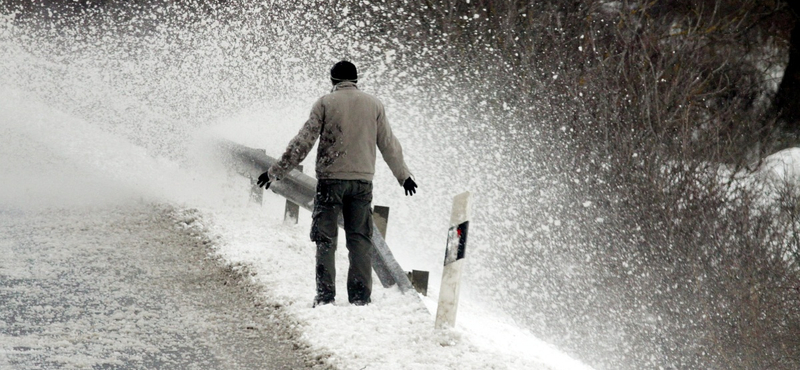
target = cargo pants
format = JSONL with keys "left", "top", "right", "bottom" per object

{"left": 310, "top": 179, "right": 373, "bottom": 305}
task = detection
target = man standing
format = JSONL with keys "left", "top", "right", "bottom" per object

{"left": 257, "top": 61, "right": 418, "bottom": 307}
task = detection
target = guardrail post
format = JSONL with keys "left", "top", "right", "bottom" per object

{"left": 283, "top": 165, "right": 303, "bottom": 224}
{"left": 407, "top": 270, "right": 429, "bottom": 296}
{"left": 374, "top": 205, "right": 430, "bottom": 296}
{"left": 249, "top": 177, "right": 264, "bottom": 204}
{"left": 373, "top": 205, "right": 389, "bottom": 238}
{"left": 435, "top": 191, "right": 472, "bottom": 329}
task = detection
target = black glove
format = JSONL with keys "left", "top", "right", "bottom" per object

{"left": 403, "top": 177, "right": 417, "bottom": 196}
{"left": 256, "top": 171, "right": 272, "bottom": 189}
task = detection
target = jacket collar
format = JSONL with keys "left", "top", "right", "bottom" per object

{"left": 332, "top": 81, "right": 359, "bottom": 92}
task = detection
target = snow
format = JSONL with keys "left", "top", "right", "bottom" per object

{"left": 760, "top": 147, "right": 800, "bottom": 184}
{"left": 0, "top": 81, "right": 595, "bottom": 370}
{"left": 0, "top": 5, "right": 597, "bottom": 369}
{"left": 202, "top": 198, "right": 594, "bottom": 370}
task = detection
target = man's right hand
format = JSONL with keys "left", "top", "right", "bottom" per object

{"left": 403, "top": 177, "right": 417, "bottom": 196}
{"left": 257, "top": 171, "right": 272, "bottom": 189}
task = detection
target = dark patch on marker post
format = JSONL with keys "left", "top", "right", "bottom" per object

{"left": 444, "top": 221, "right": 469, "bottom": 266}
{"left": 456, "top": 221, "right": 468, "bottom": 260}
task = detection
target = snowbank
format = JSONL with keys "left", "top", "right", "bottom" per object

{"left": 197, "top": 188, "right": 594, "bottom": 370}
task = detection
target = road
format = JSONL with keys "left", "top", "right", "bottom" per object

{"left": 0, "top": 203, "right": 315, "bottom": 369}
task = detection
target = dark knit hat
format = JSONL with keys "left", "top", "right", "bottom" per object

{"left": 330, "top": 60, "right": 358, "bottom": 82}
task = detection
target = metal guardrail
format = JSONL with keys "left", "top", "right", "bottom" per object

{"left": 217, "top": 140, "right": 414, "bottom": 293}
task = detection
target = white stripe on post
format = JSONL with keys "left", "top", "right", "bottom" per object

{"left": 435, "top": 191, "right": 471, "bottom": 330}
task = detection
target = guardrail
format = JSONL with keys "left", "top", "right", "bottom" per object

{"left": 217, "top": 139, "right": 415, "bottom": 293}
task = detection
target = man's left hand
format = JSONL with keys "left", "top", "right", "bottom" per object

{"left": 257, "top": 171, "right": 272, "bottom": 189}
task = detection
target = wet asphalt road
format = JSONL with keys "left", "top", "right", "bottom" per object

{"left": 0, "top": 204, "right": 314, "bottom": 369}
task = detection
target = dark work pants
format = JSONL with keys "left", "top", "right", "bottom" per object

{"left": 310, "top": 179, "right": 373, "bottom": 304}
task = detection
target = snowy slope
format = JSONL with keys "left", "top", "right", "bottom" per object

{"left": 198, "top": 197, "right": 595, "bottom": 370}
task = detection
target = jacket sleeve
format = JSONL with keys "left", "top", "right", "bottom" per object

{"left": 268, "top": 99, "right": 324, "bottom": 180}
{"left": 376, "top": 102, "right": 412, "bottom": 185}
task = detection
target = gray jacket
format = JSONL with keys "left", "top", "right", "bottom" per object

{"left": 268, "top": 82, "right": 412, "bottom": 185}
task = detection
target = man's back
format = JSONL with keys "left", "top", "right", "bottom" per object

{"left": 269, "top": 81, "right": 410, "bottom": 185}
{"left": 315, "top": 81, "right": 385, "bottom": 181}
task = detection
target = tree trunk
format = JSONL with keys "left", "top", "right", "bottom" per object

{"left": 775, "top": 3, "right": 800, "bottom": 133}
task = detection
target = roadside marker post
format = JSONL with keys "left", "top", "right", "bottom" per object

{"left": 435, "top": 191, "right": 471, "bottom": 330}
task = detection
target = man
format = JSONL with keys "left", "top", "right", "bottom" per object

{"left": 257, "top": 60, "right": 418, "bottom": 307}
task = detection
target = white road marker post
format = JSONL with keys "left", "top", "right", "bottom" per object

{"left": 435, "top": 191, "right": 471, "bottom": 330}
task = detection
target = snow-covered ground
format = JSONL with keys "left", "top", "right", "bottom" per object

{"left": 200, "top": 195, "right": 595, "bottom": 370}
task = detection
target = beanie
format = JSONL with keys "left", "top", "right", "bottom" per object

{"left": 330, "top": 61, "right": 358, "bottom": 82}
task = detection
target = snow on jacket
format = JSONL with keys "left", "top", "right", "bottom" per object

{"left": 268, "top": 81, "right": 412, "bottom": 185}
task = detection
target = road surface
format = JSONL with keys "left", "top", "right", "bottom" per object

{"left": 0, "top": 203, "right": 316, "bottom": 369}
